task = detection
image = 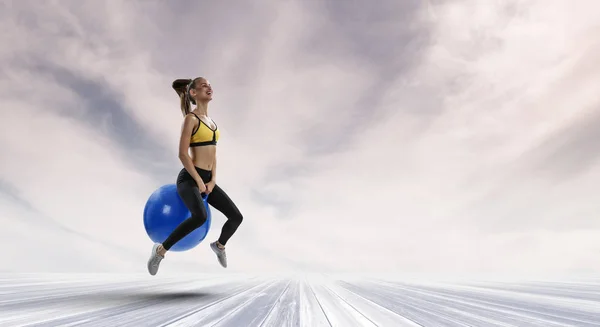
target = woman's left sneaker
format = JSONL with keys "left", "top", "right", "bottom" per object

{"left": 210, "top": 242, "right": 227, "bottom": 268}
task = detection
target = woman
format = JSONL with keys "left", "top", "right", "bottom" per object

{"left": 147, "top": 77, "right": 244, "bottom": 276}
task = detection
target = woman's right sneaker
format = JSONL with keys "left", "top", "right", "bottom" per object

{"left": 147, "top": 243, "right": 164, "bottom": 276}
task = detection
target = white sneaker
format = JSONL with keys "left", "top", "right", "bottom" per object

{"left": 210, "top": 242, "right": 227, "bottom": 268}
{"left": 147, "top": 243, "right": 164, "bottom": 276}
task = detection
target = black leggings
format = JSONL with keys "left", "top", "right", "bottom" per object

{"left": 162, "top": 166, "right": 244, "bottom": 251}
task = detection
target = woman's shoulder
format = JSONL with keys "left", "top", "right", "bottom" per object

{"left": 182, "top": 113, "right": 200, "bottom": 126}
{"left": 184, "top": 112, "right": 199, "bottom": 120}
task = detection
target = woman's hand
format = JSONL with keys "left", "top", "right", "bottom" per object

{"left": 195, "top": 179, "right": 207, "bottom": 194}
{"left": 205, "top": 180, "right": 216, "bottom": 195}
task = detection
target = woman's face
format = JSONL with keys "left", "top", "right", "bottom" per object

{"left": 190, "top": 78, "right": 213, "bottom": 102}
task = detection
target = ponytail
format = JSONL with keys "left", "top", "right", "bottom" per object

{"left": 172, "top": 78, "right": 193, "bottom": 117}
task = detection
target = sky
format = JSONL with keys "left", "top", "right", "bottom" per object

{"left": 1, "top": 0, "right": 600, "bottom": 276}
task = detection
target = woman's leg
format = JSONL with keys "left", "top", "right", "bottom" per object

{"left": 147, "top": 179, "right": 208, "bottom": 275}
{"left": 206, "top": 184, "right": 243, "bottom": 268}
{"left": 162, "top": 180, "right": 209, "bottom": 250}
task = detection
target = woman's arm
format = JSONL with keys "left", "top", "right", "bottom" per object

{"left": 210, "top": 153, "right": 217, "bottom": 183}
{"left": 178, "top": 115, "right": 204, "bottom": 186}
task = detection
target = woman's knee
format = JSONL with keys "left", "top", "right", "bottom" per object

{"left": 190, "top": 213, "right": 207, "bottom": 228}
{"left": 231, "top": 211, "right": 243, "bottom": 226}
{"left": 188, "top": 204, "right": 208, "bottom": 227}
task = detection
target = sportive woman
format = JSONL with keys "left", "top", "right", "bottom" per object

{"left": 147, "top": 77, "right": 244, "bottom": 275}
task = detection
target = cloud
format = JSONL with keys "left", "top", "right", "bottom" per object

{"left": 1, "top": 0, "right": 600, "bottom": 275}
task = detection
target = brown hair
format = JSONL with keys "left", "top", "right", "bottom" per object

{"left": 172, "top": 77, "right": 203, "bottom": 116}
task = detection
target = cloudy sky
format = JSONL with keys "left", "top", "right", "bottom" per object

{"left": 1, "top": 0, "right": 600, "bottom": 276}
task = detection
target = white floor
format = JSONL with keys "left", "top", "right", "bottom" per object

{"left": 1, "top": 273, "right": 599, "bottom": 327}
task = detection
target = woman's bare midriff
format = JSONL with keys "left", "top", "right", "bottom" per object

{"left": 190, "top": 146, "right": 216, "bottom": 170}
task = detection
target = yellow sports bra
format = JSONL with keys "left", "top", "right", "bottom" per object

{"left": 189, "top": 113, "right": 220, "bottom": 147}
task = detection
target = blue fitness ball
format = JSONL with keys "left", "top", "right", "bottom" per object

{"left": 143, "top": 184, "right": 211, "bottom": 252}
